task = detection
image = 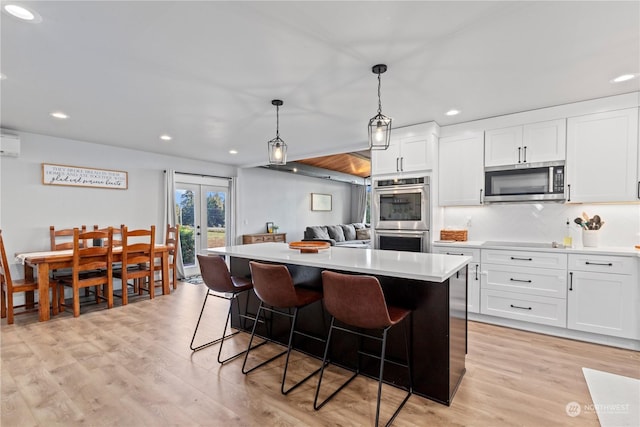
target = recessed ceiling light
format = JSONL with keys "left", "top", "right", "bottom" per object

{"left": 50, "top": 111, "right": 69, "bottom": 119}
{"left": 3, "top": 4, "right": 42, "bottom": 22}
{"left": 445, "top": 109, "right": 460, "bottom": 116}
{"left": 160, "top": 134, "right": 172, "bottom": 141}
{"left": 229, "top": 149, "right": 238, "bottom": 154}
{"left": 610, "top": 74, "right": 638, "bottom": 83}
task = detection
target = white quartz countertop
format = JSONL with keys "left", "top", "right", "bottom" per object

{"left": 433, "top": 240, "right": 640, "bottom": 257}
{"left": 209, "top": 242, "right": 471, "bottom": 283}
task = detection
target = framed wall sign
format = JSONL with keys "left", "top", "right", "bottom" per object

{"left": 42, "top": 163, "right": 128, "bottom": 190}
{"left": 311, "top": 193, "right": 332, "bottom": 211}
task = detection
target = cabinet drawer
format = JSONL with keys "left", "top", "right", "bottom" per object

{"left": 251, "top": 236, "right": 265, "bottom": 242}
{"left": 482, "top": 249, "right": 567, "bottom": 269}
{"left": 481, "top": 289, "right": 567, "bottom": 328}
{"left": 432, "top": 246, "right": 480, "bottom": 262}
{"left": 481, "top": 264, "right": 567, "bottom": 298}
{"left": 263, "top": 235, "right": 275, "bottom": 242}
{"left": 273, "top": 235, "right": 285, "bottom": 242}
{"left": 568, "top": 254, "right": 635, "bottom": 275}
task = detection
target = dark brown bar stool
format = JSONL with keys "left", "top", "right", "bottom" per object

{"left": 242, "top": 261, "right": 325, "bottom": 395}
{"left": 190, "top": 254, "right": 258, "bottom": 364}
{"left": 315, "top": 271, "right": 413, "bottom": 427}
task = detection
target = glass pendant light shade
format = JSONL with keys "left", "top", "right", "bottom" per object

{"left": 268, "top": 99, "right": 287, "bottom": 165}
{"left": 368, "top": 64, "right": 392, "bottom": 150}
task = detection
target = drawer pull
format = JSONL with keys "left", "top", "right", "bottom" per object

{"left": 510, "top": 278, "right": 532, "bottom": 283}
{"left": 510, "top": 256, "right": 533, "bottom": 261}
{"left": 585, "top": 261, "right": 613, "bottom": 266}
{"left": 510, "top": 304, "right": 532, "bottom": 310}
{"left": 446, "top": 252, "right": 465, "bottom": 256}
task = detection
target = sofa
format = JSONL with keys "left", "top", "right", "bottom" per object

{"left": 303, "top": 223, "right": 371, "bottom": 247}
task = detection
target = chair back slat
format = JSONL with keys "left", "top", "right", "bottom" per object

{"left": 93, "top": 225, "right": 124, "bottom": 247}
{"left": 0, "top": 230, "right": 13, "bottom": 286}
{"left": 121, "top": 226, "right": 155, "bottom": 270}
{"left": 51, "top": 225, "right": 87, "bottom": 250}
{"left": 72, "top": 228, "right": 113, "bottom": 280}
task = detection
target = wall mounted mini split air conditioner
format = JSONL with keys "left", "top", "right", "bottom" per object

{"left": 0, "top": 133, "right": 20, "bottom": 157}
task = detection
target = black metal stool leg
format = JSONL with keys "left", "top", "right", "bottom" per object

{"left": 242, "top": 302, "right": 287, "bottom": 374}
{"left": 190, "top": 290, "right": 240, "bottom": 353}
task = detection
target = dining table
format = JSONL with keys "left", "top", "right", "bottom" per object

{"left": 15, "top": 245, "right": 170, "bottom": 321}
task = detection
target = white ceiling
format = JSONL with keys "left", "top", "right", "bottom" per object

{"left": 1, "top": 1, "right": 638, "bottom": 167}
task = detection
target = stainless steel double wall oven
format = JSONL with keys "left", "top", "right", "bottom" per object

{"left": 373, "top": 176, "right": 430, "bottom": 252}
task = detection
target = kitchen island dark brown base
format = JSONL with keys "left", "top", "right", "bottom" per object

{"left": 229, "top": 257, "right": 467, "bottom": 405}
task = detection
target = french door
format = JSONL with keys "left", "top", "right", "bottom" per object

{"left": 175, "top": 177, "right": 231, "bottom": 277}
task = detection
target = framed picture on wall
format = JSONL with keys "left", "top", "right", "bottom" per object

{"left": 311, "top": 193, "right": 332, "bottom": 211}
{"left": 266, "top": 222, "right": 274, "bottom": 233}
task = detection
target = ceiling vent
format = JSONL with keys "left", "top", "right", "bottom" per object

{"left": 0, "top": 133, "right": 20, "bottom": 157}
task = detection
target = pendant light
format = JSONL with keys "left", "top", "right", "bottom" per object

{"left": 368, "top": 64, "right": 392, "bottom": 150}
{"left": 268, "top": 99, "right": 287, "bottom": 165}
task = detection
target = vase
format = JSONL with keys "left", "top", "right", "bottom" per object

{"left": 582, "top": 230, "right": 599, "bottom": 247}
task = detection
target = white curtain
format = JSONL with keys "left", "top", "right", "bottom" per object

{"left": 164, "top": 169, "right": 185, "bottom": 279}
{"left": 352, "top": 182, "right": 367, "bottom": 224}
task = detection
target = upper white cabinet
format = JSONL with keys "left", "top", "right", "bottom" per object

{"left": 484, "top": 119, "right": 566, "bottom": 167}
{"left": 371, "top": 123, "right": 436, "bottom": 176}
{"left": 566, "top": 108, "right": 639, "bottom": 203}
{"left": 438, "top": 133, "right": 484, "bottom": 206}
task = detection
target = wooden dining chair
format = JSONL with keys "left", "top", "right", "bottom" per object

{"left": 93, "top": 224, "right": 124, "bottom": 247}
{"left": 58, "top": 227, "right": 114, "bottom": 317}
{"left": 50, "top": 225, "right": 88, "bottom": 282}
{"left": 114, "top": 225, "right": 155, "bottom": 305}
{"left": 1, "top": 229, "right": 58, "bottom": 324}
{"left": 166, "top": 224, "right": 180, "bottom": 289}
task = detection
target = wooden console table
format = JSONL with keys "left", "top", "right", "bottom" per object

{"left": 242, "top": 232, "right": 286, "bottom": 244}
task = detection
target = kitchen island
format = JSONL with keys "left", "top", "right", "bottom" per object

{"left": 208, "top": 242, "right": 471, "bottom": 405}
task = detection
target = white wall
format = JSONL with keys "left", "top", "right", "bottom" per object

{"left": 236, "top": 167, "right": 354, "bottom": 243}
{"left": 0, "top": 131, "right": 236, "bottom": 281}
{"left": 440, "top": 203, "right": 640, "bottom": 248}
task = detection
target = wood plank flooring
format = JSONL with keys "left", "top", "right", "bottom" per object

{"left": 2, "top": 281, "right": 638, "bottom": 426}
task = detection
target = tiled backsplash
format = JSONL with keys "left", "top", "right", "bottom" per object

{"left": 441, "top": 204, "right": 640, "bottom": 248}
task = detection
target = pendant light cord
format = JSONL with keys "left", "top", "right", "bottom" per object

{"left": 275, "top": 104, "right": 280, "bottom": 139}
{"left": 377, "top": 72, "right": 382, "bottom": 115}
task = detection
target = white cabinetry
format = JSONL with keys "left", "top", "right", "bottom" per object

{"left": 566, "top": 108, "right": 639, "bottom": 202}
{"left": 484, "top": 120, "right": 566, "bottom": 167}
{"left": 371, "top": 123, "right": 435, "bottom": 175}
{"left": 480, "top": 249, "right": 567, "bottom": 327}
{"left": 567, "top": 254, "right": 639, "bottom": 339}
{"left": 438, "top": 133, "right": 484, "bottom": 206}
{"left": 433, "top": 246, "right": 480, "bottom": 313}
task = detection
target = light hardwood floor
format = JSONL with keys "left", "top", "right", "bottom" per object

{"left": 2, "top": 281, "right": 638, "bottom": 426}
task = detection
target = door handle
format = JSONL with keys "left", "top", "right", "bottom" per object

{"left": 523, "top": 146, "right": 527, "bottom": 162}
{"left": 567, "top": 184, "right": 571, "bottom": 202}
{"left": 396, "top": 157, "right": 400, "bottom": 172}
{"left": 479, "top": 188, "right": 484, "bottom": 205}
{"left": 518, "top": 147, "right": 521, "bottom": 163}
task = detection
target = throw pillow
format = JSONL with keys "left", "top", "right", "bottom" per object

{"left": 340, "top": 224, "right": 356, "bottom": 241}
{"left": 307, "top": 226, "right": 330, "bottom": 240}
{"left": 351, "top": 222, "right": 365, "bottom": 229}
{"left": 356, "top": 228, "right": 371, "bottom": 240}
{"left": 326, "top": 225, "right": 346, "bottom": 242}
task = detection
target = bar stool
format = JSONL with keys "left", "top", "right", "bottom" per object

{"left": 314, "top": 270, "right": 412, "bottom": 427}
{"left": 242, "top": 261, "right": 325, "bottom": 395}
{"left": 190, "top": 254, "right": 258, "bottom": 364}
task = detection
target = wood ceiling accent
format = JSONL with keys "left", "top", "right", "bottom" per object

{"left": 296, "top": 152, "right": 371, "bottom": 178}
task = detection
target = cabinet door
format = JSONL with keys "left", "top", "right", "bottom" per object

{"left": 371, "top": 141, "right": 401, "bottom": 175}
{"left": 484, "top": 126, "right": 522, "bottom": 167}
{"left": 523, "top": 119, "right": 566, "bottom": 163}
{"left": 566, "top": 108, "right": 639, "bottom": 202}
{"left": 438, "top": 133, "right": 484, "bottom": 206}
{"left": 567, "top": 271, "right": 638, "bottom": 339}
{"left": 399, "top": 134, "right": 431, "bottom": 173}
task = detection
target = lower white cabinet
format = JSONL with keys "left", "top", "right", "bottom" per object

{"left": 567, "top": 255, "right": 639, "bottom": 339}
{"left": 480, "top": 249, "right": 567, "bottom": 327}
{"left": 432, "top": 246, "right": 480, "bottom": 313}
{"left": 481, "top": 289, "right": 567, "bottom": 327}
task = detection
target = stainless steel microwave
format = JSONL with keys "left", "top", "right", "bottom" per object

{"left": 484, "top": 161, "right": 565, "bottom": 203}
